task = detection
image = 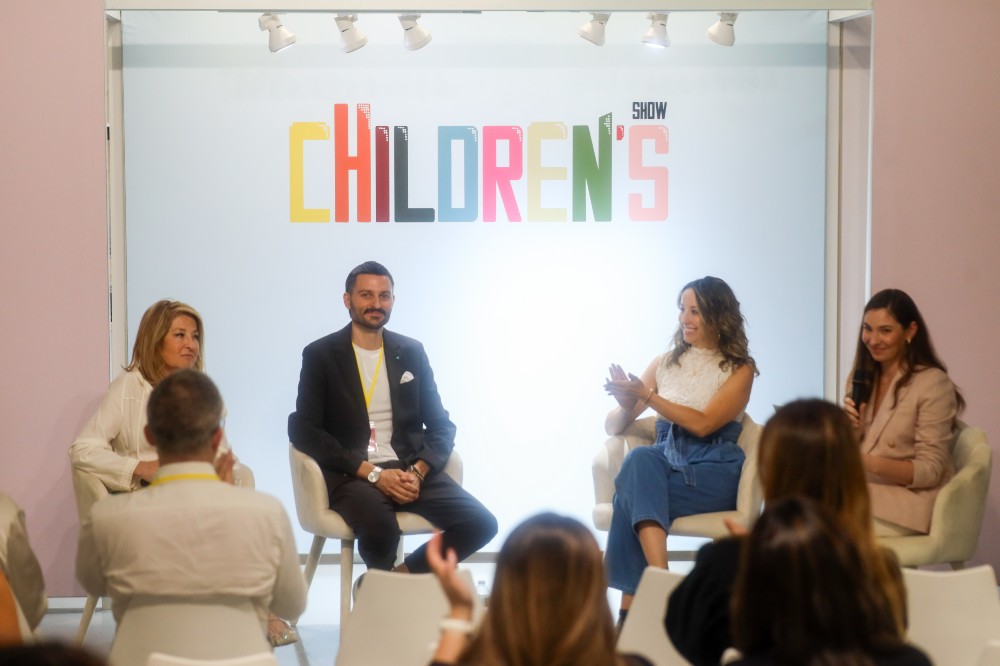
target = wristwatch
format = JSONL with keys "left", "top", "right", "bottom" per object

{"left": 367, "top": 466, "right": 383, "bottom": 484}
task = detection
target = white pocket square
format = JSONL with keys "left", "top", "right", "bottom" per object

{"left": 400, "top": 371, "right": 415, "bottom": 384}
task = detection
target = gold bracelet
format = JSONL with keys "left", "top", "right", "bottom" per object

{"left": 642, "top": 388, "right": 655, "bottom": 405}
{"left": 408, "top": 465, "right": 426, "bottom": 482}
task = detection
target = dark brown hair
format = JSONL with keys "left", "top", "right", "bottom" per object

{"left": 732, "top": 497, "right": 907, "bottom": 665}
{"left": 758, "top": 399, "right": 907, "bottom": 635}
{"left": 848, "top": 288, "right": 964, "bottom": 412}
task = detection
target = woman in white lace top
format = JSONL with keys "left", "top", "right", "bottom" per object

{"left": 603, "top": 276, "right": 757, "bottom": 626}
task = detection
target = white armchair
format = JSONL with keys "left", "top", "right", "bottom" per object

{"left": 879, "top": 423, "right": 991, "bottom": 569}
{"left": 288, "top": 444, "right": 464, "bottom": 638}
{"left": 592, "top": 414, "right": 763, "bottom": 544}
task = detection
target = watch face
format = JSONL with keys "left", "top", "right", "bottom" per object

{"left": 368, "top": 467, "right": 381, "bottom": 483}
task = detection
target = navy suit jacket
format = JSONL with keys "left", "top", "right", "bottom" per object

{"left": 288, "top": 324, "right": 456, "bottom": 482}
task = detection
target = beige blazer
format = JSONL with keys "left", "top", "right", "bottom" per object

{"left": 862, "top": 366, "right": 958, "bottom": 533}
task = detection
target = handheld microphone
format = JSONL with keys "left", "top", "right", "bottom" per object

{"left": 850, "top": 369, "right": 871, "bottom": 406}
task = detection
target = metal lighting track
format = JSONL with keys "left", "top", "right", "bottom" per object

{"left": 105, "top": 1, "right": 872, "bottom": 12}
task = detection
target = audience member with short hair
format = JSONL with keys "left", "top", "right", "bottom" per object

{"left": 426, "top": 512, "right": 652, "bottom": 666}
{"left": 729, "top": 496, "right": 931, "bottom": 665}
{"left": 76, "top": 370, "right": 306, "bottom": 657}
{"left": 666, "top": 399, "right": 908, "bottom": 665}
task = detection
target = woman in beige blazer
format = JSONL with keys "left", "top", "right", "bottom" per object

{"left": 844, "top": 289, "right": 964, "bottom": 535}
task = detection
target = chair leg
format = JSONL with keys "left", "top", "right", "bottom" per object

{"left": 75, "top": 594, "right": 98, "bottom": 645}
{"left": 339, "top": 538, "right": 355, "bottom": 641}
{"left": 303, "top": 535, "right": 326, "bottom": 590}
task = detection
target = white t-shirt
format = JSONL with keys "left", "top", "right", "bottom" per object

{"left": 354, "top": 344, "right": 399, "bottom": 464}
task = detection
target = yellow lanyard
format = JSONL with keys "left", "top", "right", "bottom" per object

{"left": 354, "top": 345, "right": 384, "bottom": 409}
{"left": 148, "top": 473, "right": 220, "bottom": 486}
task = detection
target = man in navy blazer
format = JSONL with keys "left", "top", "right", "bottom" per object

{"left": 288, "top": 261, "right": 496, "bottom": 573}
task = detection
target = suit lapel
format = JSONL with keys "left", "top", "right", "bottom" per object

{"left": 864, "top": 371, "right": 907, "bottom": 452}
{"left": 382, "top": 331, "right": 405, "bottom": 410}
{"left": 332, "top": 325, "right": 367, "bottom": 415}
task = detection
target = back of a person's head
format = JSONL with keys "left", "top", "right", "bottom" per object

{"left": 758, "top": 399, "right": 871, "bottom": 532}
{"left": 732, "top": 497, "right": 902, "bottom": 665}
{"left": 469, "top": 513, "right": 617, "bottom": 666}
{"left": 0, "top": 642, "right": 105, "bottom": 666}
{"left": 146, "top": 369, "right": 223, "bottom": 457}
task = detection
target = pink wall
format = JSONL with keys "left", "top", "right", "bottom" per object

{"left": 871, "top": 0, "right": 1000, "bottom": 568}
{"left": 0, "top": 0, "right": 109, "bottom": 594}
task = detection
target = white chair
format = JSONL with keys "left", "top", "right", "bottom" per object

{"left": 288, "top": 444, "right": 464, "bottom": 637}
{"left": 978, "top": 640, "right": 1000, "bottom": 666}
{"left": 903, "top": 565, "right": 1000, "bottom": 666}
{"left": 879, "top": 423, "right": 992, "bottom": 569}
{"left": 109, "top": 597, "right": 270, "bottom": 666}
{"left": 593, "top": 414, "right": 764, "bottom": 545}
{"left": 335, "top": 569, "right": 480, "bottom": 666}
{"left": 71, "top": 465, "right": 110, "bottom": 645}
{"left": 72, "top": 462, "right": 257, "bottom": 645}
{"left": 147, "top": 652, "right": 278, "bottom": 666}
{"left": 617, "top": 567, "right": 687, "bottom": 666}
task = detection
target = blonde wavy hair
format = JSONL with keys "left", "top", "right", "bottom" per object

{"left": 124, "top": 300, "right": 204, "bottom": 385}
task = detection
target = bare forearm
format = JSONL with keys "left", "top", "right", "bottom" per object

{"left": 647, "top": 394, "right": 721, "bottom": 438}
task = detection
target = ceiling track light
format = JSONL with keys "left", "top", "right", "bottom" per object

{"left": 641, "top": 12, "right": 670, "bottom": 48}
{"left": 578, "top": 12, "right": 611, "bottom": 47}
{"left": 335, "top": 14, "right": 367, "bottom": 53}
{"left": 707, "top": 12, "right": 739, "bottom": 47}
{"left": 258, "top": 13, "right": 296, "bottom": 53}
{"left": 399, "top": 14, "right": 431, "bottom": 51}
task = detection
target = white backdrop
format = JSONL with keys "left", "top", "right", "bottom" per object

{"left": 122, "top": 10, "right": 828, "bottom": 553}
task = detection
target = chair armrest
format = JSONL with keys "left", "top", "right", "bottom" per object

{"left": 592, "top": 417, "right": 656, "bottom": 531}
{"left": 927, "top": 427, "right": 991, "bottom": 563}
{"left": 288, "top": 444, "right": 332, "bottom": 535}
{"left": 441, "top": 449, "right": 463, "bottom": 486}
{"left": 71, "top": 467, "right": 110, "bottom": 523}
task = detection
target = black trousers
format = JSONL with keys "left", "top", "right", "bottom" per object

{"left": 327, "top": 467, "right": 497, "bottom": 572}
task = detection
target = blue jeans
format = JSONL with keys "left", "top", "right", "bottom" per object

{"left": 605, "top": 420, "right": 744, "bottom": 595}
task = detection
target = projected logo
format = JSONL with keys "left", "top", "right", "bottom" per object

{"left": 289, "top": 103, "right": 668, "bottom": 224}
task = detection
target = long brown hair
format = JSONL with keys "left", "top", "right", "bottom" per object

{"left": 665, "top": 276, "right": 757, "bottom": 375}
{"left": 462, "top": 513, "right": 625, "bottom": 666}
{"left": 124, "top": 299, "right": 204, "bottom": 385}
{"left": 758, "top": 399, "right": 907, "bottom": 635}
{"left": 732, "top": 497, "right": 906, "bottom": 665}
{"left": 848, "top": 288, "right": 964, "bottom": 412}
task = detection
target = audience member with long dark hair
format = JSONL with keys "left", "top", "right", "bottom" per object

{"left": 666, "top": 399, "right": 907, "bottom": 665}
{"left": 426, "top": 512, "right": 651, "bottom": 666}
{"left": 729, "top": 496, "right": 930, "bottom": 666}
{"left": 845, "top": 288, "right": 964, "bottom": 536}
